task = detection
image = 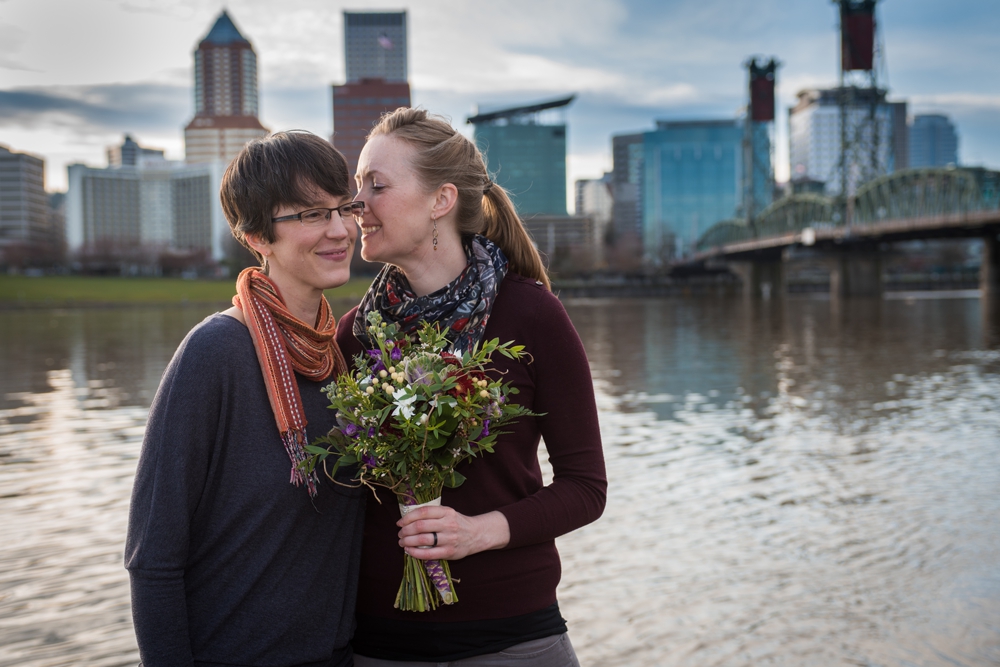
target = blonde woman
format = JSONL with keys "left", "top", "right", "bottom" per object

{"left": 338, "top": 108, "right": 607, "bottom": 666}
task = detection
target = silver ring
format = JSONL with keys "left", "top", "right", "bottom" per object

{"left": 431, "top": 532, "right": 438, "bottom": 548}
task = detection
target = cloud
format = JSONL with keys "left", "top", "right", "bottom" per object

{"left": 909, "top": 93, "right": 1000, "bottom": 112}
{"left": 0, "top": 83, "right": 190, "bottom": 133}
{"left": 0, "top": 23, "right": 39, "bottom": 72}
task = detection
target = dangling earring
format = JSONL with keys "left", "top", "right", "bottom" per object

{"left": 432, "top": 217, "right": 438, "bottom": 252}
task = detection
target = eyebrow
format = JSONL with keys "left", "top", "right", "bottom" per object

{"left": 301, "top": 192, "right": 352, "bottom": 207}
{"left": 357, "top": 168, "right": 384, "bottom": 180}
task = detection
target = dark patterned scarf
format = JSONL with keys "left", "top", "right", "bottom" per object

{"left": 354, "top": 235, "right": 508, "bottom": 353}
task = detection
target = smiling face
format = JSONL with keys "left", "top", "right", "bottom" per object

{"left": 354, "top": 134, "right": 439, "bottom": 268}
{"left": 263, "top": 185, "right": 357, "bottom": 300}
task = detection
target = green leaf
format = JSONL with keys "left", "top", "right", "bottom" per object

{"left": 443, "top": 470, "right": 466, "bottom": 488}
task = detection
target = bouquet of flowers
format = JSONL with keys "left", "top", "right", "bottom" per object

{"left": 303, "top": 311, "right": 534, "bottom": 612}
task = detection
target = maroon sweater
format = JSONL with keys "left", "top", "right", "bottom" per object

{"left": 336, "top": 273, "right": 607, "bottom": 626}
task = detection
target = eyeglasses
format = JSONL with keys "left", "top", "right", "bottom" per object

{"left": 272, "top": 201, "right": 366, "bottom": 226}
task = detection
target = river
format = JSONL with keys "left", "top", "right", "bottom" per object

{"left": 1, "top": 294, "right": 998, "bottom": 666}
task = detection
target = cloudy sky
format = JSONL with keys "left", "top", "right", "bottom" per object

{"left": 1, "top": 0, "right": 998, "bottom": 195}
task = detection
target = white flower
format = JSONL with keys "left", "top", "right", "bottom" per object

{"left": 391, "top": 387, "right": 418, "bottom": 420}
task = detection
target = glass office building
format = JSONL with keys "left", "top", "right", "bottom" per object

{"left": 471, "top": 98, "right": 573, "bottom": 217}
{"left": 642, "top": 120, "right": 770, "bottom": 261}
{"left": 474, "top": 123, "right": 566, "bottom": 216}
{"left": 909, "top": 114, "right": 958, "bottom": 168}
{"left": 344, "top": 11, "right": 407, "bottom": 83}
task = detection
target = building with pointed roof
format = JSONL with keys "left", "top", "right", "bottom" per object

{"left": 184, "top": 10, "right": 268, "bottom": 165}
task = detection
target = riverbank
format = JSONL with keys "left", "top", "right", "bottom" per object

{"left": 0, "top": 275, "right": 375, "bottom": 308}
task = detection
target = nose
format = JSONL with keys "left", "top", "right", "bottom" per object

{"left": 325, "top": 211, "right": 351, "bottom": 239}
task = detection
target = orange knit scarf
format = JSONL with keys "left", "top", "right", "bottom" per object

{"left": 233, "top": 267, "right": 348, "bottom": 496}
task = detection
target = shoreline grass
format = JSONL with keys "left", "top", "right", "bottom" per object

{"left": 0, "top": 275, "right": 375, "bottom": 307}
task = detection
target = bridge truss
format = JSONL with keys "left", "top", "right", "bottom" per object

{"left": 694, "top": 167, "right": 1000, "bottom": 254}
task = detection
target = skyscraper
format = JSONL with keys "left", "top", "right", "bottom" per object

{"left": 0, "top": 144, "right": 52, "bottom": 259}
{"left": 332, "top": 11, "right": 411, "bottom": 181}
{"left": 642, "top": 120, "right": 757, "bottom": 262}
{"left": 344, "top": 11, "right": 408, "bottom": 83}
{"left": 331, "top": 81, "right": 411, "bottom": 178}
{"left": 788, "top": 87, "right": 906, "bottom": 196}
{"left": 610, "top": 132, "right": 644, "bottom": 243}
{"left": 909, "top": 114, "right": 959, "bottom": 168}
{"left": 108, "top": 135, "right": 166, "bottom": 168}
{"left": 469, "top": 96, "right": 573, "bottom": 217}
{"left": 184, "top": 11, "right": 268, "bottom": 165}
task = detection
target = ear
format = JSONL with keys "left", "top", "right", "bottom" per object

{"left": 431, "top": 183, "right": 459, "bottom": 220}
{"left": 244, "top": 233, "right": 270, "bottom": 259}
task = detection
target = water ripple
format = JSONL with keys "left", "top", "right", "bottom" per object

{"left": 1, "top": 299, "right": 999, "bottom": 666}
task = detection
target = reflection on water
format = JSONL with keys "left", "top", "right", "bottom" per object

{"left": 1, "top": 297, "right": 999, "bottom": 666}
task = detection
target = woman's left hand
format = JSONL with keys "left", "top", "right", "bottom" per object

{"left": 397, "top": 506, "right": 510, "bottom": 561}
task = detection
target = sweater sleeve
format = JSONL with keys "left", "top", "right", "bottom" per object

{"left": 124, "top": 321, "right": 230, "bottom": 667}
{"left": 497, "top": 290, "right": 607, "bottom": 549}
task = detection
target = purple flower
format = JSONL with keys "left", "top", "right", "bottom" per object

{"left": 368, "top": 427, "right": 376, "bottom": 438}
{"left": 362, "top": 452, "right": 380, "bottom": 468}
{"left": 390, "top": 345, "right": 403, "bottom": 362}
{"left": 342, "top": 422, "right": 359, "bottom": 438}
{"left": 482, "top": 419, "right": 490, "bottom": 437}
{"left": 367, "top": 349, "right": 386, "bottom": 372}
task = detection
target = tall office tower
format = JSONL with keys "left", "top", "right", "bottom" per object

{"left": 575, "top": 174, "right": 613, "bottom": 265}
{"left": 610, "top": 133, "right": 644, "bottom": 244}
{"left": 891, "top": 103, "right": 909, "bottom": 170}
{"left": 344, "top": 11, "right": 408, "bottom": 83}
{"left": 0, "top": 144, "right": 53, "bottom": 259}
{"left": 468, "top": 96, "right": 573, "bottom": 217}
{"left": 642, "top": 119, "right": 763, "bottom": 262}
{"left": 788, "top": 88, "right": 906, "bottom": 196}
{"left": 184, "top": 11, "right": 268, "bottom": 165}
{"left": 332, "top": 11, "right": 411, "bottom": 181}
{"left": 108, "top": 135, "right": 166, "bottom": 168}
{"left": 331, "top": 80, "right": 411, "bottom": 179}
{"left": 575, "top": 174, "right": 612, "bottom": 221}
{"left": 909, "top": 114, "right": 958, "bottom": 168}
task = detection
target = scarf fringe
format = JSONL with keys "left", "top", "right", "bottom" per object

{"left": 282, "top": 429, "right": 319, "bottom": 497}
{"left": 235, "top": 267, "right": 345, "bottom": 497}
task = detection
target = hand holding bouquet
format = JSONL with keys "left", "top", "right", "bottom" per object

{"left": 303, "top": 311, "right": 534, "bottom": 612}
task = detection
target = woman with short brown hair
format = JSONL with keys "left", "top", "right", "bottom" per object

{"left": 126, "top": 131, "right": 365, "bottom": 667}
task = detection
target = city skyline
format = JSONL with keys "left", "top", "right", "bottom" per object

{"left": 1, "top": 0, "right": 997, "bottom": 195}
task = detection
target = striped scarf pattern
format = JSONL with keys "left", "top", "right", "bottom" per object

{"left": 233, "top": 267, "right": 348, "bottom": 496}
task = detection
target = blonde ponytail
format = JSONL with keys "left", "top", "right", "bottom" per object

{"left": 481, "top": 184, "right": 550, "bottom": 290}
{"left": 369, "top": 108, "right": 551, "bottom": 290}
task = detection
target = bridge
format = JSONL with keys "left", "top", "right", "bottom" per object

{"left": 683, "top": 167, "right": 1000, "bottom": 298}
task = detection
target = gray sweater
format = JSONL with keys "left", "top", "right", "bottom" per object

{"left": 125, "top": 313, "right": 365, "bottom": 667}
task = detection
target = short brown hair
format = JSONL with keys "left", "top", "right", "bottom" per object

{"left": 368, "top": 108, "right": 550, "bottom": 290}
{"left": 220, "top": 131, "right": 351, "bottom": 263}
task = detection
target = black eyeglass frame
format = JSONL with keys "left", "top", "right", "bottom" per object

{"left": 271, "top": 201, "right": 366, "bottom": 224}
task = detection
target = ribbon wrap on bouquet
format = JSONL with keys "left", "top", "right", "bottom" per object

{"left": 396, "top": 495, "right": 457, "bottom": 610}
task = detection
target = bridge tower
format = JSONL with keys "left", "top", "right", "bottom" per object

{"left": 743, "top": 57, "right": 778, "bottom": 233}
{"left": 834, "top": 0, "right": 889, "bottom": 221}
